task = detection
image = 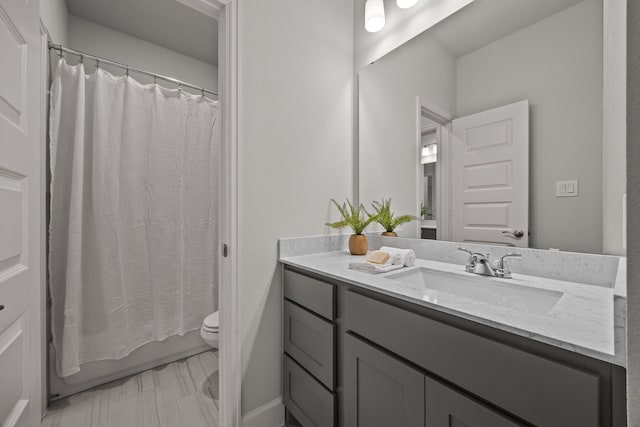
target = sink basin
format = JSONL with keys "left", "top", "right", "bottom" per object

{"left": 385, "top": 267, "right": 563, "bottom": 314}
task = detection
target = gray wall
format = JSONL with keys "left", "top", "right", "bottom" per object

{"left": 237, "top": 0, "right": 354, "bottom": 414}
{"left": 627, "top": 0, "right": 640, "bottom": 423}
{"left": 457, "top": 0, "right": 603, "bottom": 253}
{"left": 40, "top": 0, "right": 69, "bottom": 45}
{"left": 67, "top": 15, "right": 218, "bottom": 93}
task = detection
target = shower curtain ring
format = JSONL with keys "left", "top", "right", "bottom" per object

{"left": 96, "top": 59, "right": 100, "bottom": 69}
{"left": 178, "top": 82, "right": 182, "bottom": 92}
{"left": 126, "top": 67, "right": 129, "bottom": 77}
{"left": 58, "top": 48, "right": 62, "bottom": 59}
{"left": 154, "top": 76, "right": 157, "bottom": 85}
{"left": 201, "top": 88, "right": 205, "bottom": 98}
{"left": 79, "top": 54, "right": 84, "bottom": 64}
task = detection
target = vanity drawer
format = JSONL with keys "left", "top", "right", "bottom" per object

{"left": 284, "top": 300, "right": 335, "bottom": 389}
{"left": 344, "top": 290, "right": 600, "bottom": 427}
{"left": 284, "top": 354, "right": 336, "bottom": 427}
{"left": 284, "top": 268, "right": 335, "bottom": 320}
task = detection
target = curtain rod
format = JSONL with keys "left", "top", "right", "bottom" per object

{"left": 48, "top": 42, "right": 219, "bottom": 97}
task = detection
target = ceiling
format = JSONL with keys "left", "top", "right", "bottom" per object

{"left": 65, "top": 0, "right": 218, "bottom": 65}
{"left": 427, "top": 0, "right": 586, "bottom": 58}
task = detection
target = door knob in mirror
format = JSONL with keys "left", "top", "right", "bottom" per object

{"left": 502, "top": 230, "right": 525, "bottom": 239}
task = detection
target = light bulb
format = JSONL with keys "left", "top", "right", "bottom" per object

{"left": 397, "top": 0, "right": 418, "bottom": 9}
{"left": 365, "top": 0, "right": 385, "bottom": 33}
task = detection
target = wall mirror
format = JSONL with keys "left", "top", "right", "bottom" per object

{"left": 357, "top": 0, "right": 625, "bottom": 254}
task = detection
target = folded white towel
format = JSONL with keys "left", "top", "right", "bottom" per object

{"left": 379, "top": 246, "right": 416, "bottom": 267}
{"left": 365, "top": 250, "right": 399, "bottom": 266}
{"left": 349, "top": 262, "right": 404, "bottom": 274}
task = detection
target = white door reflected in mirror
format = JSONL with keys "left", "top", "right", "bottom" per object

{"left": 451, "top": 100, "right": 529, "bottom": 248}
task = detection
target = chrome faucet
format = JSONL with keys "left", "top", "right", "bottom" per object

{"left": 457, "top": 248, "right": 522, "bottom": 279}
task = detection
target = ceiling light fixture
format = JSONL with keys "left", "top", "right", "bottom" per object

{"left": 365, "top": 0, "right": 386, "bottom": 33}
{"left": 397, "top": 0, "right": 419, "bottom": 8}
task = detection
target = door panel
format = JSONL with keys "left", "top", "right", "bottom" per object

{"left": 0, "top": 4, "right": 27, "bottom": 129}
{"left": 451, "top": 100, "right": 528, "bottom": 247}
{"left": 0, "top": 314, "right": 29, "bottom": 426}
{"left": 343, "top": 333, "right": 424, "bottom": 427}
{"left": 426, "top": 377, "right": 524, "bottom": 427}
{"left": 0, "top": 0, "right": 42, "bottom": 424}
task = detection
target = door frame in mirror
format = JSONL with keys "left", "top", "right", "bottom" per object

{"left": 416, "top": 97, "right": 454, "bottom": 241}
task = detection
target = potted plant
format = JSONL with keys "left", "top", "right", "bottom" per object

{"left": 326, "top": 199, "right": 377, "bottom": 255}
{"left": 421, "top": 201, "right": 431, "bottom": 220}
{"left": 370, "top": 198, "right": 416, "bottom": 237}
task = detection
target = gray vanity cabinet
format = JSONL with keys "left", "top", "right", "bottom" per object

{"left": 281, "top": 266, "right": 626, "bottom": 427}
{"left": 343, "top": 333, "right": 425, "bottom": 427}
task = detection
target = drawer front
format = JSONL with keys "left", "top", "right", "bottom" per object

{"left": 284, "top": 354, "right": 336, "bottom": 427}
{"left": 284, "top": 269, "right": 335, "bottom": 320}
{"left": 344, "top": 290, "right": 600, "bottom": 427}
{"left": 284, "top": 300, "right": 335, "bottom": 389}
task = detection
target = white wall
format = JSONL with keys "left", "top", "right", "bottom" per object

{"left": 456, "top": 0, "right": 603, "bottom": 253}
{"left": 627, "top": 1, "right": 640, "bottom": 423}
{"left": 237, "top": 0, "right": 354, "bottom": 415}
{"left": 40, "top": 0, "right": 69, "bottom": 45}
{"left": 359, "top": 32, "right": 456, "bottom": 237}
{"left": 67, "top": 15, "right": 218, "bottom": 93}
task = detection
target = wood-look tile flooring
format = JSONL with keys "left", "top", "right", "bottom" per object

{"left": 42, "top": 351, "right": 219, "bottom": 427}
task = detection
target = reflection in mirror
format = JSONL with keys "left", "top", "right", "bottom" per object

{"left": 358, "top": 0, "right": 625, "bottom": 254}
{"left": 420, "top": 117, "right": 438, "bottom": 240}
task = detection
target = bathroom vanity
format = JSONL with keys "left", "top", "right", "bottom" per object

{"left": 279, "top": 236, "right": 627, "bottom": 427}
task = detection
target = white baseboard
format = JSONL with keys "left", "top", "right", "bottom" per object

{"left": 242, "top": 397, "right": 284, "bottom": 427}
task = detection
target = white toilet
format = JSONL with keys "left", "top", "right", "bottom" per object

{"left": 200, "top": 311, "right": 219, "bottom": 348}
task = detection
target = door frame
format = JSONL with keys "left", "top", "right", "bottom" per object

{"left": 39, "top": 22, "right": 50, "bottom": 418}
{"left": 37, "top": 0, "right": 242, "bottom": 423}
{"left": 416, "top": 97, "right": 454, "bottom": 241}
{"left": 217, "top": 1, "right": 241, "bottom": 427}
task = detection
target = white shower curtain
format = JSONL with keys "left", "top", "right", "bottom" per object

{"left": 49, "top": 58, "right": 219, "bottom": 377}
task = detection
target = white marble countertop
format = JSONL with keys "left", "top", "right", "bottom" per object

{"left": 280, "top": 250, "right": 624, "bottom": 367}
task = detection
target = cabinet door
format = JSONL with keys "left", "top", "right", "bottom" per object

{"left": 425, "top": 377, "right": 525, "bottom": 427}
{"left": 343, "top": 333, "right": 425, "bottom": 427}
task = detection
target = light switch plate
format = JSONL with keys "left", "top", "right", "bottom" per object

{"left": 556, "top": 180, "right": 579, "bottom": 197}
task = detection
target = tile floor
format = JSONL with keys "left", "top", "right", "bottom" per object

{"left": 42, "top": 351, "right": 219, "bottom": 427}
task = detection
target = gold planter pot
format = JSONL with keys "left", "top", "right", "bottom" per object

{"left": 348, "top": 234, "right": 368, "bottom": 255}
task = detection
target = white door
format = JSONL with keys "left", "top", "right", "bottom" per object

{"left": 0, "top": 0, "right": 43, "bottom": 424}
{"left": 451, "top": 100, "right": 529, "bottom": 247}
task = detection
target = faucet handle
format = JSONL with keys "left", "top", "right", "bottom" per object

{"left": 457, "top": 247, "right": 475, "bottom": 267}
{"left": 457, "top": 247, "right": 473, "bottom": 257}
{"left": 498, "top": 253, "right": 522, "bottom": 269}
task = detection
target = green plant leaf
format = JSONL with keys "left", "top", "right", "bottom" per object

{"left": 326, "top": 198, "right": 377, "bottom": 235}
{"left": 370, "top": 198, "right": 417, "bottom": 232}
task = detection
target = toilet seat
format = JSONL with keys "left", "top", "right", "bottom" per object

{"left": 203, "top": 311, "right": 219, "bottom": 329}
{"left": 200, "top": 311, "right": 219, "bottom": 349}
